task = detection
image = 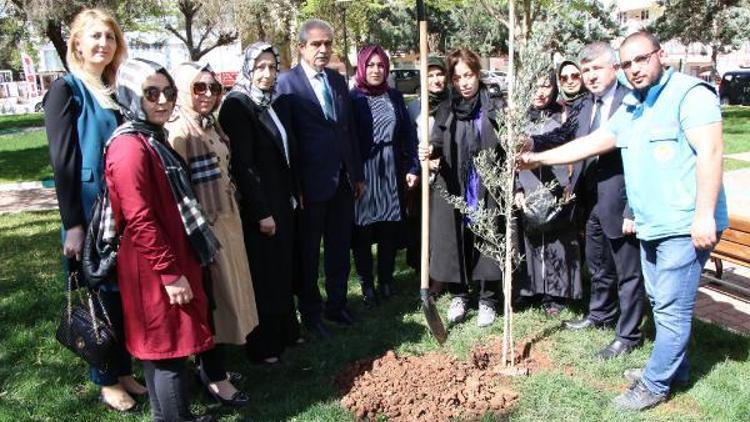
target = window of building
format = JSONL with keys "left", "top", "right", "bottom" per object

{"left": 641, "top": 10, "right": 650, "bottom": 20}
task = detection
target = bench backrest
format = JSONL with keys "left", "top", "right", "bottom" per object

{"left": 713, "top": 215, "right": 750, "bottom": 264}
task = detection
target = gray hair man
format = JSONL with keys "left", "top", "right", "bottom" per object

{"left": 559, "top": 41, "right": 646, "bottom": 365}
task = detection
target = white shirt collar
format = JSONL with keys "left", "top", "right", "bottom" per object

{"left": 301, "top": 59, "right": 324, "bottom": 81}
{"left": 597, "top": 82, "right": 617, "bottom": 106}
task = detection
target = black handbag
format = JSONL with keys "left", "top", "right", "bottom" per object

{"left": 82, "top": 185, "right": 119, "bottom": 288}
{"left": 55, "top": 271, "right": 119, "bottom": 371}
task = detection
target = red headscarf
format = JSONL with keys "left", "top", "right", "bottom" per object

{"left": 354, "top": 44, "right": 390, "bottom": 96}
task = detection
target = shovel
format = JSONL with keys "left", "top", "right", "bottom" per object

{"left": 417, "top": 0, "right": 447, "bottom": 345}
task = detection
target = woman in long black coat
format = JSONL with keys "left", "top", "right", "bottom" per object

{"left": 516, "top": 71, "right": 584, "bottom": 317}
{"left": 218, "top": 42, "right": 301, "bottom": 363}
{"left": 427, "top": 48, "right": 505, "bottom": 328}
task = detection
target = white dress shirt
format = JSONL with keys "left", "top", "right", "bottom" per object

{"left": 594, "top": 82, "right": 618, "bottom": 125}
{"left": 300, "top": 59, "right": 328, "bottom": 112}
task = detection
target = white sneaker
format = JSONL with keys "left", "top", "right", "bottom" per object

{"left": 477, "top": 302, "right": 496, "bottom": 327}
{"left": 447, "top": 296, "right": 468, "bottom": 324}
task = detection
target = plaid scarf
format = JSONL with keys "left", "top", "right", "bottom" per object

{"left": 100, "top": 121, "right": 220, "bottom": 266}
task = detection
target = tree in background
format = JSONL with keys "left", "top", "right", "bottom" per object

{"left": 0, "top": 1, "right": 26, "bottom": 76}
{"left": 476, "top": 0, "right": 620, "bottom": 57}
{"left": 652, "top": 0, "right": 750, "bottom": 77}
{"left": 4, "top": 0, "right": 161, "bottom": 70}
{"left": 233, "top": 0, "right": 301, "bottom": 68}
{"left": 164, "top": 0, "right": 238, "bottom": 61}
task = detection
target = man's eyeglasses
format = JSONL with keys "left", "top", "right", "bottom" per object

{"left": 621, "top": 49, "right": 660, "bottom": 71}
{"left": 192, "top": 82, "right": 223, "bottom": 96}
{"left": 559, "top": 73, "right": 581, "bottom": 83}
{"left": 143, "top": 86, "right": 177, "bottom": 103}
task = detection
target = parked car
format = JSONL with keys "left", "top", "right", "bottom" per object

{"left": 390, "top": 68, "right": 420, "bottom": 95}
{"left": 719, "top": 70, "right": 750, "bottom": 106}
{"left": 480, "top": 70, "right": 506, "bottom": 97}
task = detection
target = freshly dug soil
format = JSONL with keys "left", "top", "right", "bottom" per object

{"left": 337, "top": 339, "right": 538, "bottom": 421}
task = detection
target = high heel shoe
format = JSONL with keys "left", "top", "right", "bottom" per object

{"left": 198, "top": 368, "right": 249, "bottom": 408}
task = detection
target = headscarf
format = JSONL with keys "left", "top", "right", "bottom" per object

{"left": 354, "top": 44, "right": 390, "bottom": 96}
{"left": 556, "top": 60, "right": 587, "bottom": 104}
{"left": 108, "top": 58, "right": 220, "bottom": 266}
{"left": 427, "top": 56, "right": 449, "bottom": 110}
{"left": 231, "top": 41, "right": 281, "bottom": 109}
{"left": 529, "top": 69, "right": 562, "bottom": 122}
{"left": 172, "top": 62, "right": 223, "bottom": 135}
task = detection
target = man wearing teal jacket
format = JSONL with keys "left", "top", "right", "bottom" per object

{"left": 521, "top": 31, "right": 728, "bottom": 411}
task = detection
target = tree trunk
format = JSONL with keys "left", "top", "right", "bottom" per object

{"left": 46, "top": 19, "right": 68, "bottom": 71}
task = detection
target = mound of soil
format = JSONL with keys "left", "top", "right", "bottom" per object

{"left": 337, "top": 339, "right": 540, "bottom": 421}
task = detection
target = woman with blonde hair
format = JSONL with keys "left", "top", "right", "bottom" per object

{"left": 43, "top": 8, "right": 145, "bottom": 412}
{"left": 166, "top": 62, "right": 258, "bottom": 407}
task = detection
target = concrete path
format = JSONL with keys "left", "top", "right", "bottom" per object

{"left": 0, "top": 181, "right": 57, "bottom": 214}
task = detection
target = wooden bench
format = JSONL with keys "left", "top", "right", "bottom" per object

{"left": 703, "top": 215, "right": 750, "bottom": 296}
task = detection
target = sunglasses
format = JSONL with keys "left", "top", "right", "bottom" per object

{"left": 621, "top": 49, "right": 660, "bottom": 71}
{"left": 192, "top": 82, "right": 223, "bottom": 96}
{"left": 143, "top": 86, "right": 177, "bottom": 103}
{"left": 559, "top": 73, "right": 581, "bottom": 83}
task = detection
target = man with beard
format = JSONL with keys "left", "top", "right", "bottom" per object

{"left": 521, "top": 31, "right": 727, "bottom": 411}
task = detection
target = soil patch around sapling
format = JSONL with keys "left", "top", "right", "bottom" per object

{"left": 336, "top": 338, "right": 549, "bottom": 421}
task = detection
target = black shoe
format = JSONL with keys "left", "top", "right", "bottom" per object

{"left": 612, "top": 379, "right": 667, "bottom": 411}
{"left": 324, "top": 308, "right": 355, "bottom": 325}
{"left": 596, "top": 339, "right": 640, "bottom": 360}
{"left": 304, "top": 321, "right": 333, "bottom": 340}
{"left": 362, "top": 285, "right": 378, "bottom": 308}
{"left": 564, "top": 317, "right": 612, "bottom": 330}
{"left": 198, "top": 369, "right": 249, "bottom": 408}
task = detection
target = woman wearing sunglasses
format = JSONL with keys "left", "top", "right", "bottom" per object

{"left": 105, "top": 58, "right": 217, "bottom": 421}
{"left": 557, "top": 60, "right": 588, "bottom": 119}
{"left": 219, "top": 42, "right": 302, "bottom": 364}
{"left": 166, "top": 62, "right": 258, "bottom": 407}
{"left": 43, "top": 8, "right": 147, "bottom": 412}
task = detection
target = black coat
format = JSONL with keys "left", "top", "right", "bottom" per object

{"left": 428, "top": 89, "right": 505, "bottom": 284}
{"left": 219, "top": 93, "right": 298, "bottom": 315}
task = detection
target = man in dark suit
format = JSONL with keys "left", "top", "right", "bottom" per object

{"left": 533, "top": 42, "right": 644, "bottom": 359}
{"left": 276, "top": 18, "right": 365, "bottom": 338}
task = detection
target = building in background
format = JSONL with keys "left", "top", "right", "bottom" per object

{"left": 610, "top": 0, "right": 750, "bottom": 79}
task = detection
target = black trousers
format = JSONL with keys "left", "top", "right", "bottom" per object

{"left": 352, "top": 221, "right": 400, "bottom": 289}
{"left": 297, "top": 180, "right": 354, "bottom": 324}
{"left": 246, "top": 311, "right": 300, "bottom": 362}
{"left": 585, "top": 207, "right": 645, "bottom": 345}
{"left": 143, "top": 358, "right": 194, "bottom": 422}
{"left": 197, "top": 345, "right": 226, "bottom": 383}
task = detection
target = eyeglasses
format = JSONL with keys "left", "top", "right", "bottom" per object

{"left": 559, "top": 73, "right": 581, "bottom": 83}
{"left": 192, "top": 82, "right": 222, "bottom": 96}
{"left": 621, "top": 49, "right": 660, "bottom": 71}
{"left": 143, "top": 86, "right": 177, "bottom": 103}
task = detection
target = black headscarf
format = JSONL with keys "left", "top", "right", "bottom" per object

{"left": 427, "top": 56, "right": 449, "bottom": 111}
{"left": 529, "top": 69, "right": 563, "bottom": 123}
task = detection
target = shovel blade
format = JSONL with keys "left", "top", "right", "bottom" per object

{"left": 420, "top": 289, "right": 447, "bottom": 344}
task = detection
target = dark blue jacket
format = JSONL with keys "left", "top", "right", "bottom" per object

{"left": 276, "top": 65, "right": 364, "bottom": 203}
{"left": 350, "top": 88, "right": 420, "bottom": 218}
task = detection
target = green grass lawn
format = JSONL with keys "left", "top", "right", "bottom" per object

{"left": 1, "top": 211, "right": 749, "bottom": 421}
{"left": 722, "top": 106, "right": 750, "bottom": 155}
{"left": 0, "top": 129, "right": 53, "bottom": 184}
{"left": 0, "top": 113, "right": 45, "bottom": 132}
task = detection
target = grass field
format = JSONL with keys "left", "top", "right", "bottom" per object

{"left": 1, "top": 211, "right": 749, "bottom": 421}
{"left": 0, "top": 113, "right": 44, "bottom": 132}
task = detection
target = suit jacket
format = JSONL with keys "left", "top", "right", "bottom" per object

{"left": 350, "top": 87, "right": 419, "bottom": 219}
{"left": 276, "top": 65, "right": 364, "bottom": 203}
{"left": 574, "top": 83, "right": 633, "bottom": 239}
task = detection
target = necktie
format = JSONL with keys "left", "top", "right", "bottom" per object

{"left": 590, "top": 97, "right": 603, "bottom": 131}
{"left": 317, "top": 72, "right": 336, "bottom": 121}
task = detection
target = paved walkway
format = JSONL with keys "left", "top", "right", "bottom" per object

{"left": 697, "top": 262, "right": 750, "bottom": 335}
{"left": 0, "top": 181, "right": 57, "bottom": 214}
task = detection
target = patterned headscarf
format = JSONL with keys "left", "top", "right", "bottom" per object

{"left": 231, "top": 41, "right": 281, "bottom": 109}
{"left": 115, "top": 57, "right": 175, "bottom": 124}
{"left": 172, "top": 62, "right": 222, "bottom": 132}
{"left": 354, "top": 44, "right": 390, "bottom": 97}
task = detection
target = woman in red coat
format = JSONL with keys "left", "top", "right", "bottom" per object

{"left": 105, "top": 58, "right": 218, "bottom": 421}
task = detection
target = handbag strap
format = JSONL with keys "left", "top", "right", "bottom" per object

{"left": 65, "top": 271, "right": 112, "bottom": 343}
